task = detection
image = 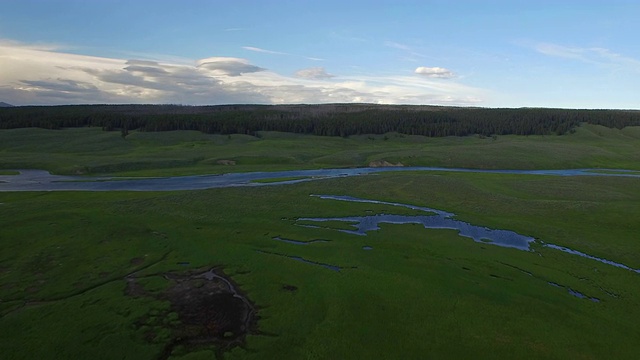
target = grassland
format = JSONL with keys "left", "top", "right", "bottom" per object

{"left": 1, "top": 171, "right": 640, "bottom": 359}
{"left": 1, "top": 124, "right": 639, "bottom": 359}
{"left": 1, "top": 124, "right": 640, "bottom": 176}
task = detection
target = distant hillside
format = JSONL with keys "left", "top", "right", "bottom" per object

{"left": 0, "top": 102, "right": 14, "bottom": 107}
{"left": 1, "top": 103, "right": 639, "bottom": 137}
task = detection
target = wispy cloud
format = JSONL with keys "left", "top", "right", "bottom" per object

{"left": 242, "top": 46, "right": 323, "bottom": 61}
{"left": 535, "top": 43, "right": 640, "bottom": 72}
{"left": 415, "top": 67, "right": 455, "bottom": 79}
{"left": 384, "top": 41, "right": 411, "bottom": 51}
{"left": 384, "top": 40, "right": 428, "bottom": 61}
{"left": 242, "top": 46, "right": 287, "bottom": 55}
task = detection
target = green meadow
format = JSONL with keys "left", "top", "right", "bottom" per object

{"left": 1, "top": 125, "right": 640, "bottom": 359}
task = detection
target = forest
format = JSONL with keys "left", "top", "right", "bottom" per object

{"left": 1, "top": 103, "right": 640, "bottom": 137}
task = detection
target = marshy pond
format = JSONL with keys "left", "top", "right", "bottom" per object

{"left": 261, "top": 193, "right": 638, "bottom": 302}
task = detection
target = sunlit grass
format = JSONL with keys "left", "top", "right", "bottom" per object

{"left": 1, "top": 124, "right": 639, "bottom": 176}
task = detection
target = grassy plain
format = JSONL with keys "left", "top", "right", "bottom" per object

{"left": 1, "top": 172, "right": 640, "bottom": 359}
{"left": 1, "top": 124, "right": 639, "bottom": 175}
{"left": 1, "top": 124, "right": 640, "bottom": 359}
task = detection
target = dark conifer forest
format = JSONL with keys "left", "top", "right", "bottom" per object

{"left": 1, "top": 104, "right": 639, "bottom": 137}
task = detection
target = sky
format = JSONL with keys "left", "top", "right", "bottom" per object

{"left": 0, "top": 0, "right": 639, "bottom": 109}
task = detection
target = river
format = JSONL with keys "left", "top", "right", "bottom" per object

{"left": 1, "top": 167, "right": 639, "bottom": 191}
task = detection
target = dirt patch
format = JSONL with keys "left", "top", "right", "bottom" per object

{"left": 164, "top": 269, "right": 255, "bottom": 340}
{"left": 127, "top": 267, "right": 257, "bottom": 358}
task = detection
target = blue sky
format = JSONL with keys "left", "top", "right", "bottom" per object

{"left": 1, "top": 0, "right": 638, "bottom": 108}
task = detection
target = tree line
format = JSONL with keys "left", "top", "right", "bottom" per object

{"left": 1, "top": 104, "right": 639, "bottom": 137}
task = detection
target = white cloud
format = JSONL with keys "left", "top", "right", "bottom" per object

{"left": 196, "top": 57, "right": 265, "bottom": 76}
{"left": 414, "top": 67, "right": 455, "bottom": 79}
{"left": 294, "top": 67, "right": 335, "bottom": 80}
{"left": 0, "top": 40, "right": 485, "bottom": 106}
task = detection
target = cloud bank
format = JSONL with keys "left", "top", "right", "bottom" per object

{"left": 0, "top": 41, "right": 484, "bottom": 106}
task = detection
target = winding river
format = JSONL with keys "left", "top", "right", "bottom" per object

{"left": 1, "top": 167, "right": 640, "bottom": 191}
